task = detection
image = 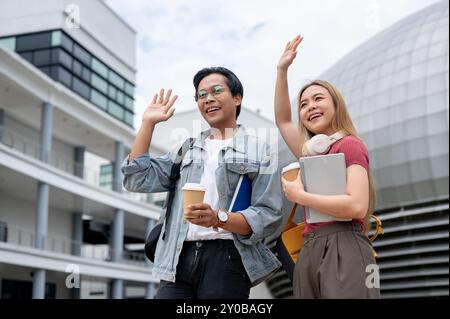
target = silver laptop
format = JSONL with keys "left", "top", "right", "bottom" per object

{"left": 299, "top": 153, "right": 351, "bottom": 224}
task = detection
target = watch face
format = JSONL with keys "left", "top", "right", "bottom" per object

{"left": 218, "top": 210, "right": 228, "bottom": 222}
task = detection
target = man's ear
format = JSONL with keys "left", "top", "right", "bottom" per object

{"left": 233, "top": 94, "right": 242, "bottom": 106}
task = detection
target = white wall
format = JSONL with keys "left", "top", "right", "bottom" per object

{"left": 0, "top": 192, "right": 74, "bottom": 253}
{"left": 4, "top": 114, "right": 76, "bottom": 175}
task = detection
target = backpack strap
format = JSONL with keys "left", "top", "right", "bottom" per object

{"left": 161, "top": 137, "right": 194, "bottom": 239}
{"left": 283, "top": 203, "right": 299, "bottom": 232}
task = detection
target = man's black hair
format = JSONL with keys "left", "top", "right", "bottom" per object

{"left": 193, "top": 67, "right": 243, "bottom": 119}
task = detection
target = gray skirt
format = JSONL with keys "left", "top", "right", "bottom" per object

{"left": 293, "top": 222, "right": 380, "bottom": 299}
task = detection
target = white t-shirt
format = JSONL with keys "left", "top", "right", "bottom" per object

{"left": 185, "top": 136, "right": 234, "bottom": 241}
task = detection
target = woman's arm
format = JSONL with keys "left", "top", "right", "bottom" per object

{"left": 282, "top": 164, "right": 370, "bottom": 220}
{"left": 274, "top": 35, "right": 303, "bottom": 159}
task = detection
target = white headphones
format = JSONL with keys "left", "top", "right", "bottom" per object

{"left": 302, "top": 131, "right": 346, "bottom": 156}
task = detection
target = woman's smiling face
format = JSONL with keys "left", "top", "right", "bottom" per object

{"left": 299, "top": 85, "right": 336, "bottom": 136}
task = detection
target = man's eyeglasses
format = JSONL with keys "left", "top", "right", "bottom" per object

{"left": 196, "top": 85, "right": 226, "bottom": 101}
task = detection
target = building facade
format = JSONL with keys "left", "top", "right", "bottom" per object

{"left": 0, "top": 0, "right": 165, "bottom": 299}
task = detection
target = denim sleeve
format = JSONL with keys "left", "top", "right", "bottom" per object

{"left": 121, "top": 150, "right": 176, "bottom": 193}
{"left": 235, "top": 144, "right": 284, "bottom": 245}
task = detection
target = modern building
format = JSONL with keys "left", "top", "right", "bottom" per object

{"left": 267, "top": 0, "right": 449, "bottom": 298}
{"left": 0, "top": 0, "right": 166, "bottom": 299}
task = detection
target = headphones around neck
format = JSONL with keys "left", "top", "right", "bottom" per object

{"left": 302, "top": 131, "right": 346, "bottom": 156}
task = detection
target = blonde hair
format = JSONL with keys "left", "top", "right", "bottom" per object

{"left": 297, "top": 80, "right": 376, "bottom": 229}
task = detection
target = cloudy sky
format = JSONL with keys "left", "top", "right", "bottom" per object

{"left": 105, "top": 0, "right": 440, "bottom": 127}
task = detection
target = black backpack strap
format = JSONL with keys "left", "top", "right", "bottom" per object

{"left": 162, "top": 137, "right": 194, "bottom": 239}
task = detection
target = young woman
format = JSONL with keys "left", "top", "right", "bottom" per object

{"left": 275, "top": 35, "right": 379, "bottom": 299}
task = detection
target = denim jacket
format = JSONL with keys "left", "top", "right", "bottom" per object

{"left": 121, "top": 125, "right": 283, "bottom": 286}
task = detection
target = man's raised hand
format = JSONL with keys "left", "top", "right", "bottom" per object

{"left": 142, "top": 88, "right": 178, "bottom": 124}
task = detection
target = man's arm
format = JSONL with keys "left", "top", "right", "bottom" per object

{"left": 121, "top": 89, "right": 178, "bottom": 193}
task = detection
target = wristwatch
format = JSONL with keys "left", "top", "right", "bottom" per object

{"left": 213, "top": 209, "right": 229, "bottom": 230}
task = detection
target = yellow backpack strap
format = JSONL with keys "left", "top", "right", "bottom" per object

{"left": 283, "top": 203, "right": 298, "bottom": 232}
{"left": 369, "top": 214, "right": 384, "bottom": 242}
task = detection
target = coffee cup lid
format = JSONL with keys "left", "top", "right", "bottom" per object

{"left": 282, "top": 162, "right": 300, "bottom": 174}
{"left": 182, "top": 183, "right": 206, "bottom": 192}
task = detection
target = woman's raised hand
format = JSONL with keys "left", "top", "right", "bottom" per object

{"left": 277, "top": 35, "right": 303, "bottom": 71}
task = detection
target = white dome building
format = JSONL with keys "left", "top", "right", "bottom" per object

{"left": 268, "top": 1, "right": 449, "bottom": 298}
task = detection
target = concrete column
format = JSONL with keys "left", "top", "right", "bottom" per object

{"left": 32, "top": 270, "right": 46, "bottom": 299}
{"left": 39, "top": 102, "right": 53, "bottom": 163}
{"left": 145, "top": 282, "right": 156, "bottom": 299}
{"left": 0, "top": 108, "right": 4, "bottom": 142}
{"left": 111, "top": 141, "right": 125, "bottom": 298}
{"left": 72, "top": 213, "right": 83, "bottom": 256}
{"left": 33, "top": 102, "right": 53, "bottom": 299}
{"left": 111, "top": 279, "right": 124, "bottom": 299}
{"left": 35, "top": 182, "right": 49, "bottom": 249}
{"left": 74, "top": 146, "right": 85, "bottom": 179}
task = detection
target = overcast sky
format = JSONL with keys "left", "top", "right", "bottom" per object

{"left": 105, "top": 0, "right": 441, "bottom": 127}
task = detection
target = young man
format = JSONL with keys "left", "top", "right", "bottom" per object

{"left": 122, "top": 67, "right": 283, "bottom": 299}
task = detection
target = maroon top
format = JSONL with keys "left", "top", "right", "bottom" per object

{"left": 302, "top": 135, "right": 370, "bottom": 237}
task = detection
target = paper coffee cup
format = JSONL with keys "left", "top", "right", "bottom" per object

{"left": 182, "top": 183, "right": 206, "bottom": 215}
{"left": 282, "top": 162, "right": 300, "bottom": 181}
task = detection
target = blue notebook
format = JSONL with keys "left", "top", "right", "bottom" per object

{"left": 229, "top": 174, "right": 252, "bottom": 212}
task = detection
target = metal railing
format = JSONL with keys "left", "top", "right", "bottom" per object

{"left": 0, "top": 126, "right": 152, "bottom": 205}
{"left": 1, "top": 225, "right": 148, "bottom": 267}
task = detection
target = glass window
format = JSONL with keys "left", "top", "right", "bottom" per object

{"left": 72, "top": 77, "right": 90, "bottom": 99}
{"left": 409, "top": 62, "right": 427, "bottom": 81}
{"left": 124, "top": 111, "right": 134, "bottom": 127}
{"left": 81, "top": 67, "right": 91, "bottom": 83}
{"left": 411, "top": 46, "right": 428, "bottom": 64}
{"left": 125, "top": 82, "right": 134, "bottom": 96}
{"left": 60, "top": 32, "right": 73, "bottom": 52}
{"left": 16, "top": 32, "right": 51, "bottom": 51}
{"left": 0, "top": 222, "right": 7, "bottom": 242}
{"left": 429, "top": 41, "right": 447, "bottom": 59}
{"left": 56, "top": 66, "right": 72, "bottom": 87}
{"left": 426, "top": 73, "right": 446, "bottom": 95}
{"left": 108, "top": 85, "right": 117, "bottom": 99}
{"left": 33, "top": 49, "right": 51, "bottom": 66}
{"left": 108, "top": 100, "right": 124, "bottom": 120}
{"left": 91, "top": 73, "right": 108, "bottom": 94}
{"left": 19, "top": 52, "right": 33, "bottom": 63}
{"left": 90, "top": 90, "right": 108, "bottom": 110}
{"left": 51, "top": 31, "right": 61, "bottom": 46}
{"left": 39, "top": 66, "right": 51, "bottom": 77}
{"left": 125, "top": 96, "right": 134, "bottom": 111}
{"left": 72, "top": 60, "right": 82, "bottom": 77}
{"left": 57, "top": 49, "right": 73, "bottom": 69}
{"left": 91, "top": 58, "right": 108, "bottom": 78}
{"left": 117, "top": 91, "right": 125, "bottom": 105}
{"left": 426, "top": 91, "right": 446, "bottom": 114}
{"left": 426, "top": 111, "right": 448, "bottom": 136}
{"left": 427, "top": 56, "right": 447, "bottom": 77}
{"left": 0, "top": 37, "right": 16, "bottom": 51}
{"left": 73, "top": 43, "right": 91, "bottom": 66}
{"left": 109, "top": 71, "right": 124, "bottom": 90}
{"left": 100, "top": 164, "right": 112, "bottom": 174}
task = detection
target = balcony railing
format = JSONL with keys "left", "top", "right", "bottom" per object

{"left": 1, "top": 225, "right": 148, "bottom": 267}
{"left": 0, "top": 126, "right": 152, "bottom": 204}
